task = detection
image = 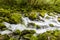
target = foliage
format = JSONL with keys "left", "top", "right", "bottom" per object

{"left": 0, "top": 0, "right": 60, "bottom": 13}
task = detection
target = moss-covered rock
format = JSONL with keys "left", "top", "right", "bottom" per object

{"left": 58, "top": 17, "right": 60, "bottom": 22}
{"left": 0, "top": 8, "right": 23, "bottom": 24}
{"left": 2, "top": 34, "right": 10, "bottom": 40}
{"left": 39, "top": 10, "right": 46, "bottom": 17}
{"left": 38, "top": 33, "right": 48, "bottom": 40}
{"left": 36, "top": 25, "right": 41, "bottom": 29}
{"left": 49, "top": 24, "right": 54, "bottom": 27}
{"left": 21, "top": 30, "right": 36, "bottom": 36}
{"left": 28, "top": 11, "right": 37, "bottom": 20}
{"left": 23, "top": 34, "right": 33, "bottom": 40}
{"left": 23, "top": 34, "right": 38, "bottom": 40}
{"left": 13, "top": 30, "right": 21, "bottom": 35}
{"left": 9, "top": 13, "right": 22, "bottom": 24}
{"left": 28, "top": 23, "right": 36, "bottom": 27}
{"left": 0, "top": 23, "right": 7, "bottom": 31}
{"left": 45, "top": 16, "right": 50, "bottom": 19}
{"left": 9, "top": 37, "right": 17, "bottom": 40}
{"left": 28, "top": 23, "right": 41, "bottom": 29}
{"left": 0, "top": 9, "right": 10, "bottom": 17}
{"left": 30, "top": 35, "right": 38, "bottom": 40}
{"left": 0, "top": 17, "right": 4, "bottom": 23}
{"left": 38, "top": 30, "right": 60, "bottom": 40}
{"left": 47, "top": 13, "right": 54, "bottom": 16}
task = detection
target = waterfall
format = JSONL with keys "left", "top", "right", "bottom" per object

{"left": 0, "top": 13, "right": 60, "bottom": 35}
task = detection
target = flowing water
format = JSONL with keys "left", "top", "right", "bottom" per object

{"left": 0, "top": 13, "right": 60, "bottom": 35}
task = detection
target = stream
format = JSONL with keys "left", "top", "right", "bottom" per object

{"left": 0, "top": 13, "right": 60, "bottom": 35}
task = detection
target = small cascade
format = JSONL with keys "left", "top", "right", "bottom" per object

{"left": 0, "top": 13, "right": 60, "bottom": 34}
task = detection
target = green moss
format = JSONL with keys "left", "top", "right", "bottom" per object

{"left": 28, "top": 23, "right": 41, "bottom": 29}
{"left": 36, "top": 25, "right": 41, "bottom": 29}
{"left": 0, "top": 35, "right": 4, "bottom": 40}
{"left": 9, "top": 13, "right": 22, "bottom": 24}
{"left": 38, "top": 33, "right": 48, "bottom": 40}
{"left": 58, "top": 17, "right": 60, "bottom": 22}
{"left": 0, "top": 8, "right": 23, "bottom": 24}
{"left": 47, "top": 13, "right": 54, "bottom": 16}
{"left": 3, "top": 17, "right": 9, "bottom": 22}
{"left": 24, "top": 13, "right": 29, "bottom": 17}
{"left": 0, "top": 10, "right": 10, "bottom": 17}
{"left": 45, "top": 16, "right": 50, "bottom": 19}
{"left": 28, "top": 11, "right": 37, "bottom": 20}
{"left": 3, "top": 34, "right": 10, "bottom": 40}
{"left": 0, "top": 23, "right": 7, "bottom": 31}
{"left": 39, "top": 10, "right": 46, "bottom": 17}
{"left": 30, "top": 35, "right": 38, "bottom": 40}
{"left": 28, "top": 23, "right": 36, "bottom": 27}
{"left": 13, "top": 30, "right": 21, "bottom": 35}
{"left": 9, "top": 37, "right": 16, "bottom": 40}
{"left": 23, "top": 34, "right": 38, "bottom": 40}
{"left": 38, "top": 30, "right": 60, "bottom": 40}
{"left": 49, "top": 24, "right": 54, "bottom": 27}
{"left": 21, "top": 30, "right": 36, "bottom": 36}
{"left": 23, "top": 34, "right": 33, "bottom": 40}
{"left": 0, "top": 17, "right": 4, "bottom": 23}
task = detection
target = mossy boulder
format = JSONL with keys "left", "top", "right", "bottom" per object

{"left": 2, "top": 34, "right": 10, "bottom": 40}
{"left": 45, "top": 16, "right": 50, "bottom": 19}
{"left": 38, "top": 30, "right": 60, "bottom": 40}
{"left": 47, "top": 13, "right": 54, "bottom": 16}
{"left": 58, "top": 17, "right": 60, "bottom": 22}
{"left": 3, "top": 17, "right": 9, "bottom": 22}
{"left": 13, "top": 30, "right": 21, "bottom": 35}
{"left": 49, "top": 24, "right": 54, "bottom": 27}
{"left": 39, "top": 13, "right": 46, "bottom": 17}
{"left": 28, "top": 23, "right": 41, "bottom": 29}
{"left": 0, "top": 9, "right": 10, "bottom": 17}
{"left": 0, "top": 17, "right": 4, "bottom": 23}
{"left": 9, "top": 13, "right": 22, "bottom": 24}
{"left": 39, "top": 10, "right": 46, "bottom": 17}
{"left": 21, "top": 30, "right": 36, "bottom": 36}
{"left": 0, "top": 23, "right": 7, "bottom": 31}
{"left": 0, "top": 8, "right": 23, "bottom": 24}
{"left": 36, "top": 25, "right": 41, "bottom": 29}
{"left": 30, "top": 35, "right": 38, "bottom": 40}
{"left": 23, "top": 34, "right": 33, "bottom": 40}
{"left": 38, "top": 33, "right": 48, "bottom": 40}
{"left": 28, "top": 11, "right": 37, "bottom": 20}
{"left": 9, "top": 37, "right": 17, "bottom": 40}
{"left": 23, "top": 34, "right": 38, "bottom": 40}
